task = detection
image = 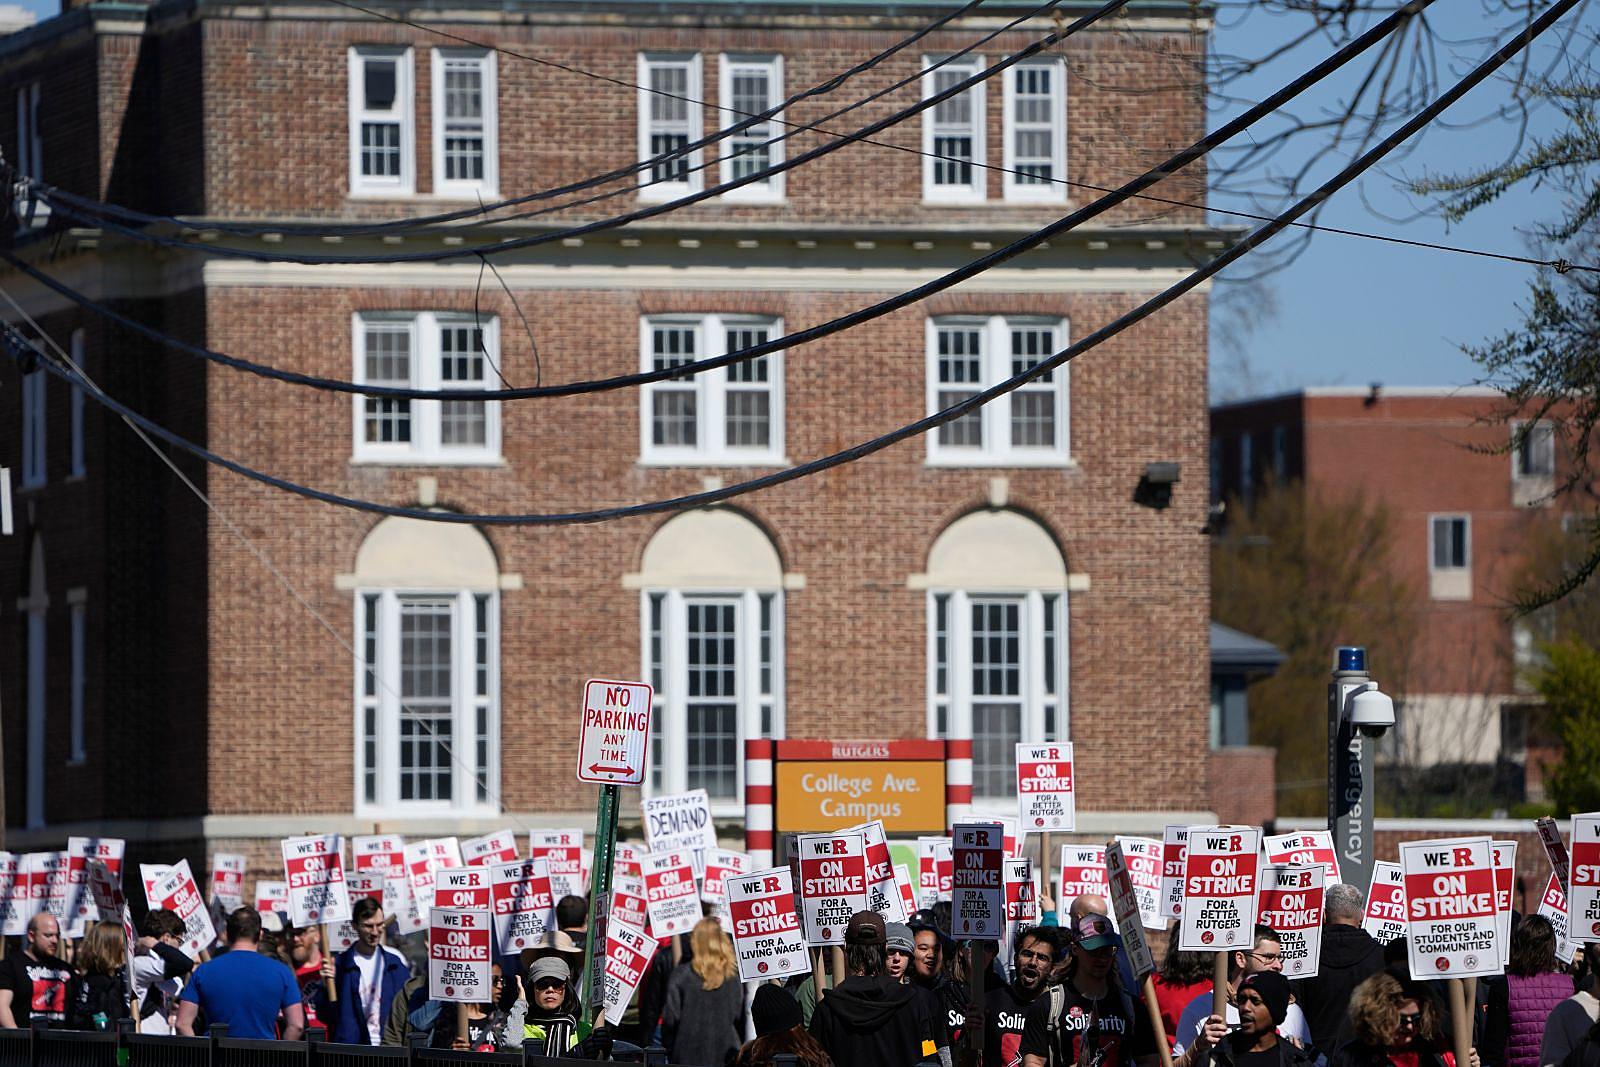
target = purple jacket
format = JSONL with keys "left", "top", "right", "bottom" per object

{"left": 1505, "top": 972, "right": 1575, "bottom": 1067}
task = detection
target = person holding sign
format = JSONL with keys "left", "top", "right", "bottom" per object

{"left": 177, "top": 907, "right": 304, "bottom": 1040}
{"left": 519, "top": 953, "right": 613, "bottom": 1058}
{"left": 1172, "top": 927, "right": 1312, "bottom": 1055}
{"left": 987, "top": 926, "right": 1059, "bottom": 1067}
{"left": 1020, "top": 913, "right": 1160, "bottom": 1067}
{"left": 1180, "top": 973, "right": 1316, "bottom": 1067}
{"left": 319, "top": 897, "right": 410, "bottom": 1046}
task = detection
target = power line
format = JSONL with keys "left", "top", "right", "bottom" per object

{"left": 1, "top": 0, "right": 1433, "bottom": 404}
{"left": 10, "top": 0, "right": 1577, "bottom": 527}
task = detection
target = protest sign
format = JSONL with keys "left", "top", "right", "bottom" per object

{"left": 1491, "top": 841, "right": 1518, "bottom": 965}
{"left": 612, "top": 875, "right": 650, "bottom": 935}
{"left": 602, "top": 919, "right": 659, "bottom": 1026}
{"left": 148, "top": 860, "right": 216, "bottom": 958}
{"left": 1114, "top": 836, "right": 1166, "bottom": 930}
{"left": 1571, "top": 813, "right": 1600, "bottom": 943}
{"left": 642, "top": 849, "right": 701, "bottom": 938}
{"left": 462, "top": 830, "right": 520, "bottom": 867}
{"left": 1016, "top": 743, "right": 1075, "bottom": 831}
{"left": 28, "top": 851, "right": 70, "bottom": 928}
{"left": 849, "top": 821, "right": 905, "bottom": 923}
{"left": 1106, "top": 841, "right": 1155, "bottom": 981}
{"left": 992, "top": 817, "right": 1020, "bottom": 861}
{"left": 392, "top": 875, "right": 427, "bottom": 936}
{"left": 404, "top": 838, "right": 462, "bottom": 909}
{"left": 1256, "top": 865, "right": 1325, "bottom": 977}
{"left": 701, "top": 849, "right": 750, "bottom": 908}
{"left": 491, "top": 858, "right": 555, "bottom": 954}
{"left": 1161, "top": 826, "right": 1190, "bottom": 920}
{"left": 1264, "top": 831, "right": 1341, "bottom": 883}
{"left": 66, "top": 837, "right": 123, "bottom": 935}
{"left": 797, "top": 832, "right": 868, "bottom": 945}
{"left": 0, "top": 854, "right": 24, "bottom": 937}
{"left": 282, "top": 834, "right": 351, "bottom": 927}
{"left": 1538, "top": 873, "right": 1575, "bottom": 965}
{"left": 1363, "top": 862, "right": 1408, "bottom": 945}
{"left": 953, "top": 822, "right": 1005, "bottom": 939}
{"left": 353, "top": 835, "right": 406, "bottom": 876}
{"left": 895, "top": 864, "right": 918, "bottom": 919}
{"left": 428, "top": 908, "right": 493, "bottom": 1002}
{"left": 86, "top": 858, "right": 126, "bottom": 920}
{"left": 614, "top": 842, "right": 644, "bottom": 881}
{"left": 1178, "top": 826, "right": 1261, "bottom": 952}
{"left": 917, "top": 837, "right": 952, "bottom": 908}
{"left": 1059, "top": 845, "right": 1110, "bottom": 903}
{"left": 1004, "top": 859, "right": 1041, "bottom": 927}
{"left": 435, "top": 866, "right": 491, "bottom": 911}
{"left": 1401, "top": 836, "right": 1501, "bottom": 978}
{"left": 643, "top": 791, "right": 717, "bottom": 866}
{"left": 728, "top": 867, "right": 810, "bottom": 981}
{"left": 255, "top": 879, "right": 290, "bottom": 914}
{"left": 1538, "top": 816, "right": 1571, "bottom": 894}
{"left": 211, "top": 854, "right": 247, "bottom": 912}
{"left": 331, "top": 872, "right": 387, "bottom": 951}
{"left": 529, "top": 830, "right": 587, "bottom": 901}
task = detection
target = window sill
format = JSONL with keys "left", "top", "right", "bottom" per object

{"left": 922, "top": 193, "right": 989, "bottom": 206}
{"left": 349, "top": 456, "right": 509, "bottom": 468}
{"left": 1001, "top": 190, "right": 1069, "bottom": 205}
{"left": 925, "top": 455, "right": 1077, "bottom": 469}
{"left": 638, "top": 185, "right": 703, "bottom": 203}
{"left": 17, "top": 480, "right": 46, "bottom": 493}
{"left": 346, "top": 187, "right": 420, "bottom": 200}
{"left": 637, "top": 455, "right": 791, "bottom": 468}
{"left": 718, "top": 191, "right": 786, "bottom": 206}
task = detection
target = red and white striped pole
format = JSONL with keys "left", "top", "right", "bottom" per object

{"left": 945, "top": 738, "right": 973, "bottom": 830}
{"left": 744, "top": 738, "right": 774, "bottom": 869}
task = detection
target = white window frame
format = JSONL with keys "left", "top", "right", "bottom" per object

{"left": 1428, "top": 513, "right": 1472, "bottom": 601}
{"left": 69, "top": 329, "right": 84, "bottom": 479}
{"left": 1001, "top": 58, "right": 1066, "bottom": 203}
{"left": 922, "top": 55, "right": 986, "bottom": 203}
{"left": 431, "top": 49, "right": 498, "bottom": 201}
{"left": 21, "top": 361, "right": 45, "bottom": 489}
{"left": 351, "top": 312, "right": 503, "bottom": 465}
{"left": 639, "top": 314, "right": 786, "bottom": 466}
{"left": 354, "top": 588, "right": 500, "bottom": 817}
{"left": 637, "top": 53, "right": 704, "bottom": 201}
{"left": 925, "top": 315, "right": 1069, "bottom": 467}
{"left": 349, "top": 46, "right": 415, "bottom": 197}
{"left": 642, "top": 588, "right": 783, "bottom": 816}
{"left": 717, "top": 54, "right": 784, "bottom": 203}
{"left": 67, "top": 591, "right": 85, "bottom": 765}
{"left": 1430, "top": 514, "right": 1470, "bottom": 572}
{"left": 1513, "top": 420, "right": 1555, "bottom": 479}
{"left": 926, "top": 589, "right": 1066, "bottom": 812}
{"left": 15, "top": 82, "right": 46, "bottom": 227}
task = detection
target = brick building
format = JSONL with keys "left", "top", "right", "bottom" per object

{"left": 1210, "top": 387, "right": 1573, "bottom": 803}
{"left": 0, "top": 0, "right": 1227, "bottom": 883}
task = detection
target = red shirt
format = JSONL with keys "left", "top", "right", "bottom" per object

{"left": 1151, "top": 978, "right": 1211, "bottom": 1050}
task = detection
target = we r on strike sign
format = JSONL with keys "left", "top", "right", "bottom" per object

{"left": 1400, "top": 837, "right": 1501, "bottom": 979}
{"left": 1178, "top": 826, "right": 1260, "bottom": 951}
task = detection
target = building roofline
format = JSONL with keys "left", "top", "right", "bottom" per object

{"left": 1210, "top": 384, "right": 1506, "bottom": 413}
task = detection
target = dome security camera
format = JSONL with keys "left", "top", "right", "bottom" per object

{"left": 1346, "top": 684, "right": 1395, "bottom": 739}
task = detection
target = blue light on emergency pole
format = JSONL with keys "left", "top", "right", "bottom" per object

{"left": 1337, "top": 646, "right": 1366, "bottom": 672}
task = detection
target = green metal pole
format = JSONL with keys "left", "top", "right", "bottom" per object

{"left": 580, "top": 783, "right": 620, "bottom": 1033}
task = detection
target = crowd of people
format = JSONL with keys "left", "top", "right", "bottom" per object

{"left": 0, "top": 885, "right": 1596, "bottom": 1067}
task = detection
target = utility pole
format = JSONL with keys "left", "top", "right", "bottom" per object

{"left": 1328, "top": 647, "right": 1373, "bottom": 892}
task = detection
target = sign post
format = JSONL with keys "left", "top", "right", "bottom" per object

{"left": 1107, "top": 841, "right": 1170, "bottom": 1067}
{"left": 577, "top": 678, "right": 653, "bottom": 1029}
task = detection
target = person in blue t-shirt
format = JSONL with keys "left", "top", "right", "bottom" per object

{"left": 177, "top": 907, "right": 304, "bottom": 1040}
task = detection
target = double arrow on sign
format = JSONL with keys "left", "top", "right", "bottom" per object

{"left": 587, "top": 763, "right": 633, "bottom": 776}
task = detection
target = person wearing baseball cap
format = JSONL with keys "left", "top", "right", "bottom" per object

{"left": 809, "top": 912, "right": 951, "bottom": 1067}
{"left": 1019, "top": 913, "right": 1160, "bottom": 1067}
{"left": 1179, "top": 972, "right": 1317, "bottom": 1067}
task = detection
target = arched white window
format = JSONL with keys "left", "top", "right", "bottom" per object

{"left": 634, "top": 510, "right": 785, "bottom": 811}
{"left": 920, "top": 510, "right": 1068, "bottom": 806}
{"left": 350, "top": 516, "right": 500, "bottom": 815}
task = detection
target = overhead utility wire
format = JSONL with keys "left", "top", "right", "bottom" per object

{"left": 17, "top": 0, "right": 1570, "bottom": 531}
{"left": 1, "top": 0, "right": 1439, "bottom": 405}
{"left": 20, "top": 0, "right": 1133, "bottom": 266}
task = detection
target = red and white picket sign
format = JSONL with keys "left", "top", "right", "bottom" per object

{"left": 404, "top": 838, "right": 462, "bottom": 909}
{"left": 86, "top": 858, "right": 126, "bottom": 920}
{"left": 611, "top": 875, "right": 651, "bottom": 936}
{"left": 1004, "top": 859, "right": 1040, "bottom": 926}
{"left": 66, "top": 837, "right": 124, "bottom": 934}
{"left": 211, "top": 855, "right": 247, "bottom": 912}
{"left": 894, "top": 865, "right": 917, "bottom": 919}
{"left": 848, "top": 821, "right": 905, "bottom": 923}
{"left": 147, "top": 860, "right": 216, "bottom": 958}
{"left": 614, "top": 843, "right": 644, "bottom": 882}
{"left": 354, "top": 835, "right": 406, "bottom": 877}
{"left": 1161, "top": 826, "right": 1190, "bottom": 920}
{"left": 1058, "top": 845, "right": 1109, "bottom": 904}
{"left": 0, "top": 854, "right": 23, "bottom": 937}
{"left": 1178, "top": 825, "right": 1261, "bottom": 952}
{"left": 1016, "top": 743, "right": 1076, "bottom": 831}
{"left": 953, "top": 822, "right": 1005, "bottom": 939}
{"left": 1569, "top": 813, "right": 1600, "bottom": 944}
{"left": 428, "top": 908, "right": 493, "bottom": 1003}
{"left": 1114, "top": 836, "right": 1166, "bottom": 930}
{"left": 332, "top": 872, "right": 387, "bottom": 950}
{"left": 1538, "top": 816, "right": 1571, "bottom": 895}
{"left": 1538, "top": 872, "right": 1575, "bottom": 964}
{"left": 529, "top": 830, "right": 586, "bottom": 901}
{"left": 282, "top": 834, "right": 352, "bottom": 927}
{"left": 462, "top": 830, "right": 520, "bottom": 868}
{"left": 1106, "top": 841, "right": 1155, "bottom": 982}
{"left": 643, "top": 849, "right": 701, "bottom": 938}
{"left": 602, "top": 919, "right": 660, "bottom": 1026}
{"left": 1256, "top": 865, "right": 1325, "bottom": 978}
{"left": 1491, "top": 840, "right": 1518, "bottom": 965}
{"left": 435, "top": 866, "right": 491, "bottom": 911}
{"left": 701, "top": 849, "right": 750, "bottom": 908}
{"left": 27, "top": 852, "right": 70, "bottom": 928}
{"left": 491, "top": 857, "right": 555, "bottom": 954}
{"left": 917, "top": 837, "right": 952, "bottom": 908}
{"left": 1264, "top": 831, "right": 1342, "bottom": 884}
{"left": 1401, "top": 837, "right": 1501, "bottom": 978}
{"left": 255, "top": 879, "right": 290, "bottom": 915}
{"left": 1363, "top": 862, "right": 1407, "bottom": 945}
{"left": 798, "top": 832, "right": 868, "bottom": 945}
{"left": 728, "top": 867, "right": 810, "bottom": 982}
{"left": 990, "top": 818, "right": 1020, "bottom": 861}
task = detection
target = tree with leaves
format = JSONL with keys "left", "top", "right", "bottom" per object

{"left": 1529, "top": 638, "right": 1600, "bottom": 813}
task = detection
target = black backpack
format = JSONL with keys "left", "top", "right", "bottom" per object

{"left": 68, "top": 972, "right": 129, "bottom": 1032}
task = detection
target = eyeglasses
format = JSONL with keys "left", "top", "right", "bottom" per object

{"left": 1246, "top": 951, "right": 1282, "bottom": 963}
{"left": 1398, "top": 1012, "right": 1423, "bottom": 1028}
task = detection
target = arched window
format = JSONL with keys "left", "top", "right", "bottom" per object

{"left": 920, "top": 510, "right": 1068, "bottom": 805}
{"left": 633, "top": 510, "right": 785, "bottom": 809}
{"left": 349, "top": 516, "right": 500, "bottom": 814}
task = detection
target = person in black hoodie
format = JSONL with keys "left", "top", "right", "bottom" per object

{"left": 810, "top": 911, "right": 951, "bottom": 1067}
{"left": 1291, "top": 884, "right": 1384, "bottom": 1057}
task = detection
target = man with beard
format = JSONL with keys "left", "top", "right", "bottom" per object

{"left": 1019, "top": 913, "right": 1157, "bottom": 1067}
{"left": 987, "top": 927, "right": 1059, "bottom": 1067}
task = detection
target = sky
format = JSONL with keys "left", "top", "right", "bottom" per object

{"left": 3, "top": 0, "right": 1589, "bottom": 403}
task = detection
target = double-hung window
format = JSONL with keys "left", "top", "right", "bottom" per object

{"left": 352, "top": 312, "right": 501, "bottom": 464}
{"left": 926, "top": 316, "right": 1068, "bottom": 466}
{"left": 645, "top": 589, "right": 783, "bottom": 807}
{"left": 1429, "top": 514, "right": 1471, "bottom": 600}
{"left": 432, "top": 49, "right": 497, "bottom": 199}
{"left": 718, "top": 55, "right": 783, "bottom": 201}
{"left": 929, "top": 590, "right": 1065, "bottom": 802}
{"left": 356, "top": 590, "right": 498, "bottom": 813}
{"left": 1002, "top": 59, "right": 1065, "bottom": 202}
{"left": 15, "top": 82, "right": 44, "bottom": 226}
{"left": 640, "top": 315, "right": 784, "bottom": 464}
{"left": 349, "top": 47, "right": 415, "bottom": 196}
{"left": 638, "top": 54, "right": 702, "bottom": 199}
{"left": 1515, "top": 422, "right": 1555, "bottom": 478}
{"left": 21, "top": 360, "right": 45, "bottom": 488}
{"left": 69, "top": 328, "right": 84, "bottom": 479}
{"left": 923, "top": 57, "right": 985, "bottom": 202}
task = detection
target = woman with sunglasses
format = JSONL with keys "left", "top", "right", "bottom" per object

{"left": 1334, "top": 971, "right": 1481, "bottom": 1067}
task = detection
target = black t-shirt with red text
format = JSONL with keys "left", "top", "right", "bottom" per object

{"left": 1019, "top": 982, "right": 1156, "bottom": 1067}
{"left": 0, "top": 951, "right": 73, "bottom": 1028}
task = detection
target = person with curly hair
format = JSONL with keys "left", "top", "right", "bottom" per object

{"left": 1332, "top": 971, "right": 1480, "bottom": 1067}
